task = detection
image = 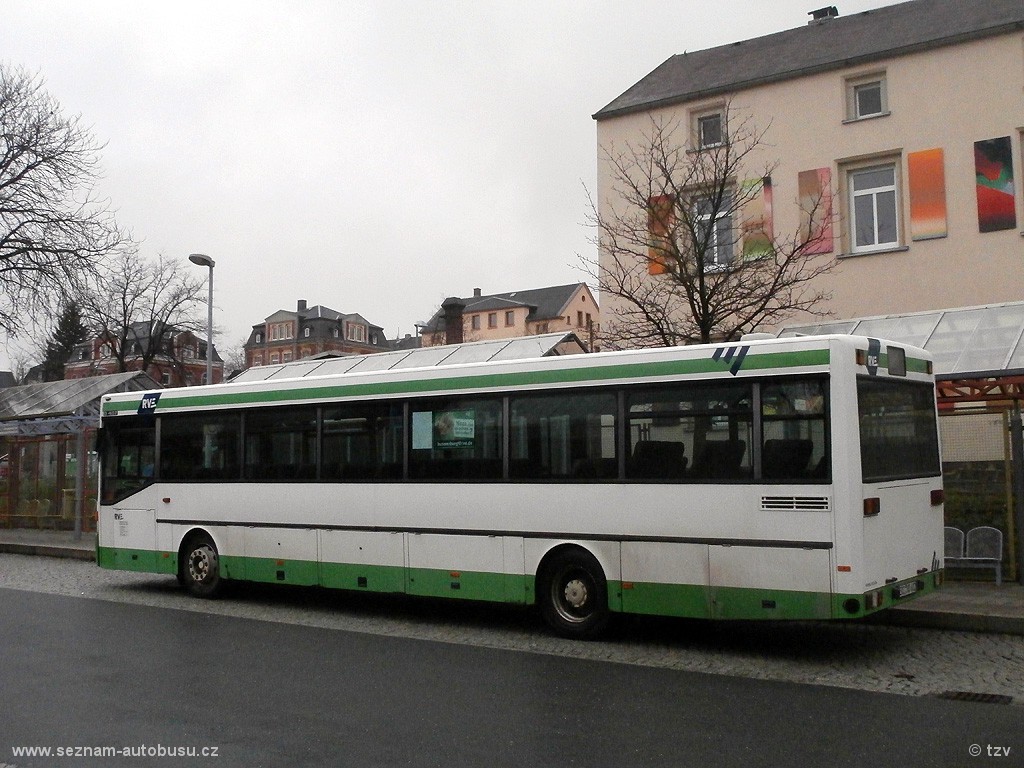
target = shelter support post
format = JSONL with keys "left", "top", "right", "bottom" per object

{"left": 74, "top": 430, "right": 86, "bottom": 542}
{"left": 1011, "top": 403, "right": 1024, "bottom": 584}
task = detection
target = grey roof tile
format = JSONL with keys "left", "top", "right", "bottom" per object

{"left": 594, "top": 0, "right": 1024, "bottom": 119}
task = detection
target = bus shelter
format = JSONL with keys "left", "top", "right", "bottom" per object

{"left": 0, "top": 372, "right": 158, "bottom": 538}
{"left": 780, "top": 301, "right": 1024, "bottom": 584}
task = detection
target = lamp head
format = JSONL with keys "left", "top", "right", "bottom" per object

{"left": 188, "top": 253, "right": 215, "bottom": 268}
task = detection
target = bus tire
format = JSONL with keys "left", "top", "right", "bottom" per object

{"left": 538, "top": 549, "right": 609, "bottom": 639}
{"left": 180, "top": 534, "right": 223, "bottom": 598}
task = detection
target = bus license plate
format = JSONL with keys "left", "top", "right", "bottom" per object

{"left": 894, "top": 582, "right": 918, "bottom": 598}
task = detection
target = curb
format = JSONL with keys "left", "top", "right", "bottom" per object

{"left": 882, "top": 608, "right": 1024, "bottom": 636}
{"left": 0, "top": 542, "right": 96, "bottom": 562}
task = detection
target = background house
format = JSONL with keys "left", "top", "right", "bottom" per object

{"left": 420, "top": 283, "right": 600, "bottom": 350}
{"left": 593, "top": 0, "right": 1024, "bottom": 333}
{"left": 244, "top": 299, "right": 391, "bottom": 368}
{"left": 64, "top": 323, "right": 223, "bottom": 386}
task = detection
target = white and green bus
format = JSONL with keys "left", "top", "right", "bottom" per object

{"left": 97, "top": 334, "right": 943, "bottom": 638}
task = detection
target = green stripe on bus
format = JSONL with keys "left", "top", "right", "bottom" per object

{"left": 96, "top": 546, "right": 177, "bottom": 575}
{"left": 103, "top": 349, "right": 830, "bottom": 414}
{"left": 97, "top": 545, "right": 938, "bottom": 621}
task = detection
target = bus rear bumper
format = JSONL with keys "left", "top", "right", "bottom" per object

{"left": 835, "top": 570, "right": 943, "bottom": 619}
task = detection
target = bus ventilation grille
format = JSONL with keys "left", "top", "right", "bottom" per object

{"left": 761, "top": 496, "right": 831, "bottom": 512}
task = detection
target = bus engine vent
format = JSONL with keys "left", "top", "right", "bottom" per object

{"left": 761, "top": 496, "right": 831, "bottom": 512}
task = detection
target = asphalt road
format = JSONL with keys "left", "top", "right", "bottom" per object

{"left": 1, "top": 585, "right": 1021, "bottom": 768}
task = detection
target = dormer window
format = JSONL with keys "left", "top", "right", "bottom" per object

{"left": 345, "top": 322, "right": 366, "bottom": 342}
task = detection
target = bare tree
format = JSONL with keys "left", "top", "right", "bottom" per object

{"left": 78, "top": 249, "right": 208, "bottom": 376}
{"left": 0, "top": 65, "right": 126, "bottom": 335}
{"left": 584, "top": 107, "right": 836, "bottom": 349}
{"left": 219, "top": 336, "right": 250, "bottom": 378}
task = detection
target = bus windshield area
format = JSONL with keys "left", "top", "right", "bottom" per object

{"left": 857, "top": 378, "right": 940, "bottom": 483}
{"left": 100, "top": 416, "right": 156, "bottom": 503}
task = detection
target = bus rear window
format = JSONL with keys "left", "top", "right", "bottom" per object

{"left": 857, "top": 378, "right": 940, "bottom": 483}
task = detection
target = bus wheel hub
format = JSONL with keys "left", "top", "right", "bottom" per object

{"left": 563, "top": 579, "right": 588, "bottom": 609}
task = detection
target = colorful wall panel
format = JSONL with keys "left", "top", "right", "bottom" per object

{"left": 798, "top": 168, "right": 834, "bottom": 254}
{"left": 908, "top": 148, "right": 947, "bottom": 241}
{"left": 974, "top": 137, "right": 1016, "bottom": 233}
{"left": 647, "top": 194, "right": 674, "bottom": 275}
{"left": 741, "top": 176, "right": 774, "bottom": 260}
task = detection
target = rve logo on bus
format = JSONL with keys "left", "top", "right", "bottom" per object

{"left": 137, "top": 392, "right": 161, "bottom": 416}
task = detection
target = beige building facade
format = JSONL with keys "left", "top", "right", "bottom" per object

{"left": 594, "top": 0, "right": 1024, "bottom": 336}
{"left": 421, "top": 283, "right": 600, "bottom": 349}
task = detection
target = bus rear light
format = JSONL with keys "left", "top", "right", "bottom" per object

{"left": 863, "top": 498, "right": 881, "bottom": 517}
{"left": 837, "top": 565, "right": 852, "bottom": 572}
{"left": 930, "top": 489, "right": 944, "bottom": 506}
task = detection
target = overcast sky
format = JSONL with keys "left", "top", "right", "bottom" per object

{"left": 3, "top": 0, "right": 897, "bottom": 371}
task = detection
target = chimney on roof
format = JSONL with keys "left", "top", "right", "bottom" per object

{"left": 473, "top": 288, "right": 482, "bottom": 298}
{"left": 297, "top": 299, "right": 307, "bottom": 312}
{"left": 441, "top": 297, "right": 466, "bottom": 345}
{"left": 808, "top": 6, "right": 839, "bottom": 22}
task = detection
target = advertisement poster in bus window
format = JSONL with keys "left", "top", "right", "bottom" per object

{"left": 412, "top": 410, "right": 476, "bottom": 449}
{"left": 434, "top": 410, "right": 475, "bottom": 448}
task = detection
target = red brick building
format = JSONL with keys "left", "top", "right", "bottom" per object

{"left": 63, "top": 322, "right": 223, "bottom": 386}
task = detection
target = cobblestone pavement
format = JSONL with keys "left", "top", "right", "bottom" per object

{"left": 2, "top": 553, "right": 1022, "bottom": 702}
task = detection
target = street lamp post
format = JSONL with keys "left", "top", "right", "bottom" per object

{"left": 188, "top": 253, "right": 215, "bottom": 385}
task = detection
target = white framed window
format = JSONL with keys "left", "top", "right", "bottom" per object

{"left": 283, "top": 351, "right": 293, "bottom": 362}
{"left": 255, "top": 332, "right": 262, "bottom": 344}
{"left": 846, "top": 73, "right": 887, "bottom": 121}
{"left": 694, "top": 191, "right": 735, "bottom": 269}
{"left": 695, "top": 111, "right": 724, "bottom": 148}
{"left": 332, "top": 327, "right": 340, "bottom": 338}
{"left": 345, "top": 322, "right": 366, "bottom": 342}
{"left": 303, "top": 327, "right": 311, "bottom": 338}
{"left": 849, "top": 164, "right": 900, "bottom": 253}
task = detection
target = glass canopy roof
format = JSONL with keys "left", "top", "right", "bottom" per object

{"left": 230, "top": 332, "right": 587, "bottom": 384}
{"left": 779, "top": 302, "right": 1024, "bottom": 377}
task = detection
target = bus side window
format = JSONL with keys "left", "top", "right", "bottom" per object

{"left": 628, "top": 440, "right": 687, "bottom": 479}
{"left": 760, "top": 379, "right": 827, "bottom": 482}
{"left": 762, "top": 439, "right": 813, "bottom": 479}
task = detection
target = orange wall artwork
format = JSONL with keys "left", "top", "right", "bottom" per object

{"left": 908, "top": 148, "right": 947, "bottom": 241}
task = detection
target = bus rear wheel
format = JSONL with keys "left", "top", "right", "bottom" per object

{"left": 538, "top": 549, "right": 609, "bottom": 639}
{"left": 181, "top": 534, "right": 223, "bottom": 598}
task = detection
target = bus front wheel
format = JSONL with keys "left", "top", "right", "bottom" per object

{"left": 181, "top": 534, "right": 223, "bottom": 598}
{"left": 538, "top": 549, "right": 609, "bottom": 639}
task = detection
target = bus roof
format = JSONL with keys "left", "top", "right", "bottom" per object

{"left": 101, "top": 334, "right": 932, "bottom": 416}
